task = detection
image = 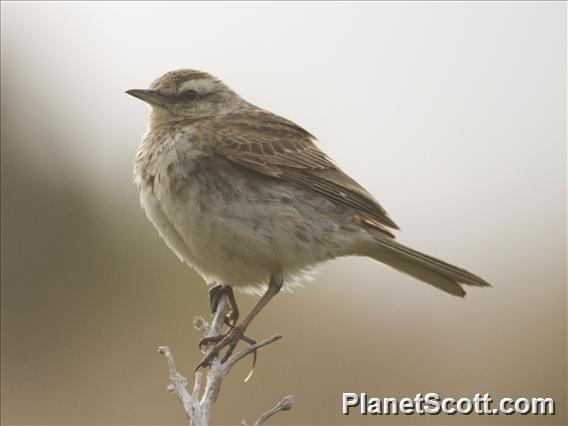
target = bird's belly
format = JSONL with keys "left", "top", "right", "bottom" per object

{"left": 140, "top": 177, "right": 354, "bottom": 290}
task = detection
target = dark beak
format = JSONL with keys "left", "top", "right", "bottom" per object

{"left": 126, "top": 89, "right": 168, "bottom": 107}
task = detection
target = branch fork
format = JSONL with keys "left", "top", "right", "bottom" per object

{"left": 158, "top": 295, "right": 293, "bottom": 425}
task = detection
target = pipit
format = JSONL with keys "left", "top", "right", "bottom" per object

{"left": 127, "top": 69, "right": 490, "bottom": 370}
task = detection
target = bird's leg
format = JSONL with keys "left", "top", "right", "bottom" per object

{"left": 195, "top": 274, "right": 284, "bottom": 371}
{"left": 199, "top": 284, "right": 249, "bottom": 351}
{"left": 224, "top": 286, "right": 240, "bottom": 326}
{"left": 208, "top": 284, "right": 240, "bottom": 326}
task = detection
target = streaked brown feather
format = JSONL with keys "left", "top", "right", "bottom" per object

{"left": 210, "top": 108, "right": 400, "bottom": 233}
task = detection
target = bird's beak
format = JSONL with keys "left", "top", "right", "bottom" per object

{"left": 126, "top": 89, "right": 168, "bottom": 107}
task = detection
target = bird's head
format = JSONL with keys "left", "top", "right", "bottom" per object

{"left": 127, "top": 69, "right": 242, "bottom": 128}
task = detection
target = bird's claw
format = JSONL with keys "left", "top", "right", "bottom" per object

{"left": 194, "top": 324, "right": 257, "bottom": 372}
{"left": 226, "top": 311, "right": 238, "bottom": 327}
{"left": 208, "top": 284, "right": 240, "bottom": 327}
{"left": 198, "top": 334, "right": 225, "bottom": 352}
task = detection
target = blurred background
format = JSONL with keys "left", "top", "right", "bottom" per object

{"left": 1, "top": 2, "right": 566, "bottom": 425}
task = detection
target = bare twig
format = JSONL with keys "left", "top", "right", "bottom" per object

{"left": 157, "top": 346, "right": 196, "bottom": 422}
{"left": 197, "top": 296, "right": 229, "bottom": 422}
{"left": 253, "top": 395, "right": 295, "bottom": 426}
{"left": 158, "top": 292, "right": 293, "bottom": 425}
{"left": 223, "top": 334, "right": 282, "bottom": 371}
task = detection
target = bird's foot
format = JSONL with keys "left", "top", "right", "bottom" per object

{"left": 198, "top": 321, "right": 256, "bottom": 352}
{"left": 208, "top": 284, "right": 239, "bottom": 326}
{"left": 195, "top": 324, "right": 257, "bottom": 371}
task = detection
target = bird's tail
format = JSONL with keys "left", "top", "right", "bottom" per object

{"left": 361, "top": 237, "right": 491, "bottom": 297}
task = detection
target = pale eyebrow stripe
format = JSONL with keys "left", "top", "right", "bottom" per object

{"left": 179, "top": 79, "right": 217, "bottom": 93}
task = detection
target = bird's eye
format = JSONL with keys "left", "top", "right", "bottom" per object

{"left": 180, "top": 90, "right": 198, "bottom": 102}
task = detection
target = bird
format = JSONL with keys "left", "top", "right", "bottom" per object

{"left": 127, "top": 69, "right": 491, "bottom": 370}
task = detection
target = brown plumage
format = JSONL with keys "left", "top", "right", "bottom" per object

{"left": 210, "top": 109, "right": 399, "bottom": 237}
{"left": 128, "top": 69, "right": 491, "bottom": 369}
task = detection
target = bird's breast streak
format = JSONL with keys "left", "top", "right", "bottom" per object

{"left": 136, "top": 130, "right": 356, "bottom": 288}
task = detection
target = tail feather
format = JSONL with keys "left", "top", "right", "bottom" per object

{"left": 363, "top": 238, "right": 491, "bottom": 297}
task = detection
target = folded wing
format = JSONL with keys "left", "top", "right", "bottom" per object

{"left": 209, "top": 108, "right": 399, "bottom": 237}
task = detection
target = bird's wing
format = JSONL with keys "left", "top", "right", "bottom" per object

{"left": 209, "top": 109, "right": 399, "bottom": 237}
